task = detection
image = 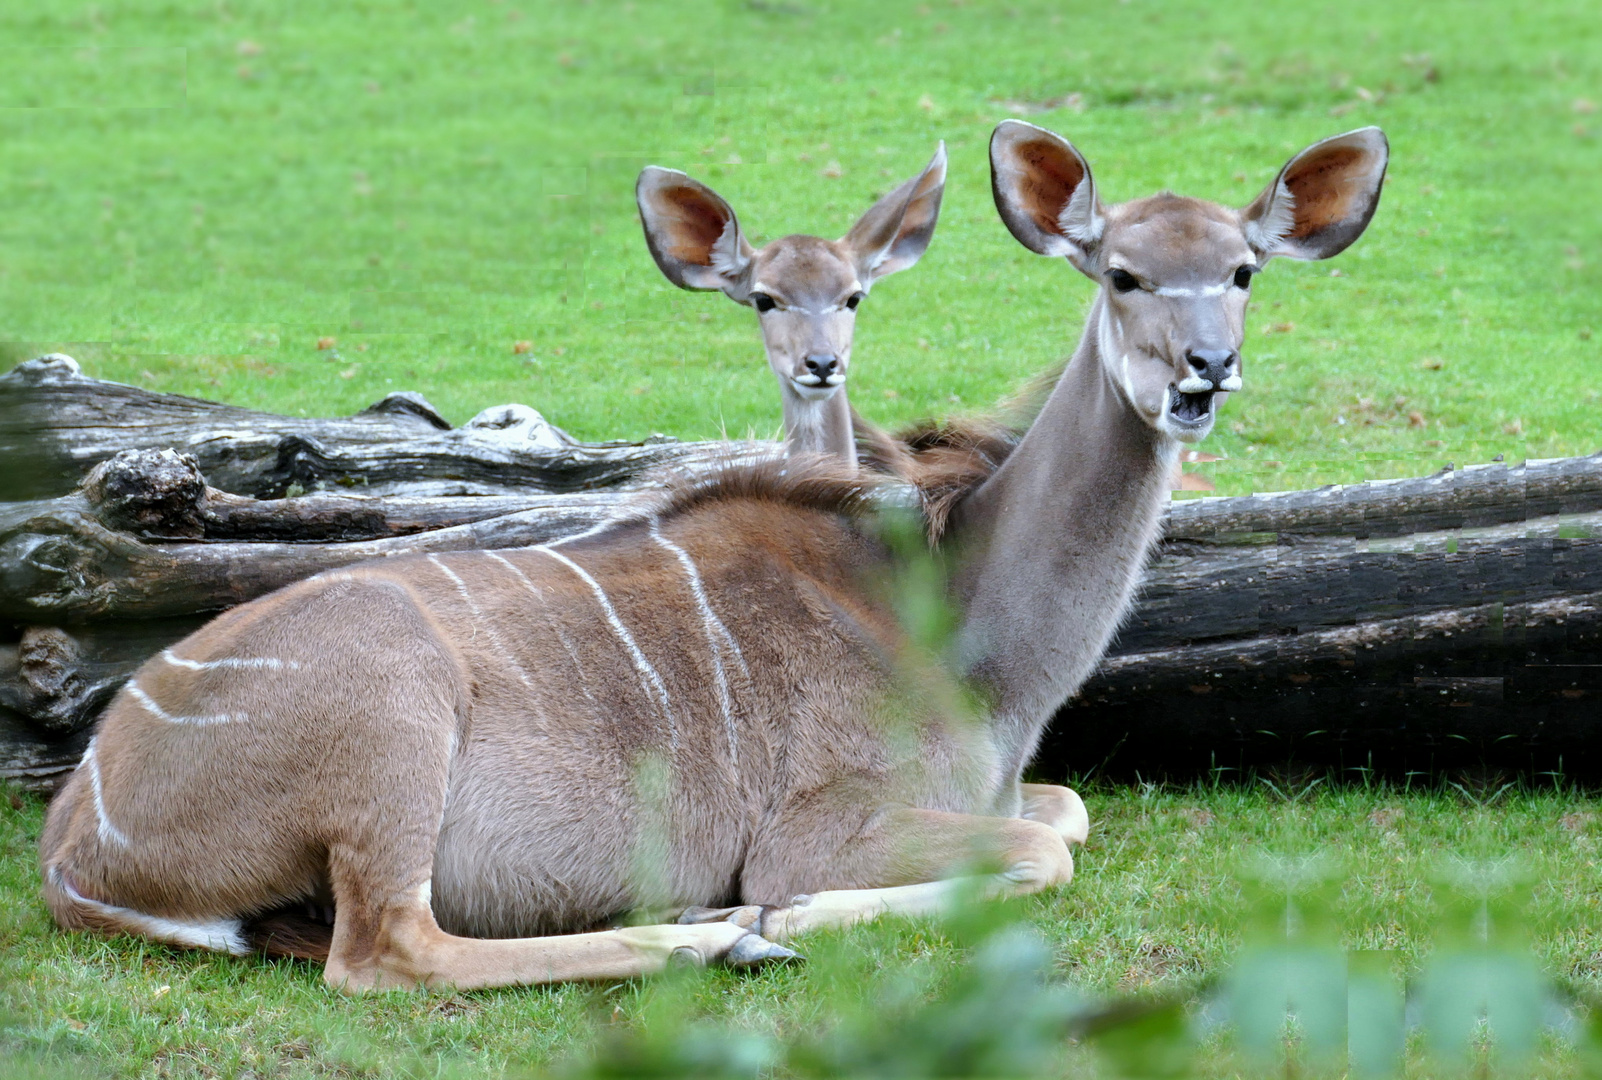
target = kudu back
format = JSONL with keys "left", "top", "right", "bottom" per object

{"left": 637, "top": 146, "right": 946, "bottom": 467}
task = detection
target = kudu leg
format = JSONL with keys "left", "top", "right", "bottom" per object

{"left": 323, "top": 895, "right": 793, "bottom": 992}
{"left": 682, "top": 808, "right": 1074, "bottom": 942}
{"left": 1018, "top": 783, "right": 1090, "bottom": 845}
{"left": 321, "top": 826, "right": 795, "bottom": 991}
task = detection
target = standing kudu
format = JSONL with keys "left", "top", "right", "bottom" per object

{"left": 636, "top": 145, "right": 946, "bottom": 467}
{"left": 40, "top": 122, "right": 1386, "bottom": 991}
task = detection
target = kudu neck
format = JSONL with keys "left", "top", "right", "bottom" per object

{"left": 782, "top": 386, "right": 857, "bottom": 468}
{"left": 949, "top": 292, "right": 1176, "bottom": 774}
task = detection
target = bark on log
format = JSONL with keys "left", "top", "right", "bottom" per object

{"left": 3, "top": 356, "right": 1600, "bottom": 790}
{"left": 0, "top": 353, "right": 766, "bottom": 501}
{"left": 1056, "top": 457, "right": 1602, "bottom": 780}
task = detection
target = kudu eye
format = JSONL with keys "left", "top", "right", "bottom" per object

{"left": 750, "top": 292, "right": 776, "bottom": 313}
{"left": 1108, "top": 269, "right": 1140, "bottom": 293}
{"left": 1233, "top": 265, "right": 1255, "bottom": 290}
{"left": 845, "top": 292, "right": 864, "bottom": 311}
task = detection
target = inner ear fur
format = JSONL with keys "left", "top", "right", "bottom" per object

{"left": 989, "top": 120, "right": 1102, "bottom": 271}
{"left": 1243, "top": 127, "right": 1389, "bottom": 261}
{"left": 635, "top": 167, "right": 753, "bottom": 294}
{"left": 840, "top": 142, "right": 947, "bottom": 284}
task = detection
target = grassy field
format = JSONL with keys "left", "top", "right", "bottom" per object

{"left": 5, "top": 783, "right": 1601, "bottom": 1078}
{"left": 1, "top": 0, "right": 1598, "bottom": 494}
{"left": 3, "top": 0, "right": 1601, "bottom": 1076}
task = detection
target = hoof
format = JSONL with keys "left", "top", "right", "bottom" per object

{"left": 723, "top": 933, "right": 802, "bottom": 969}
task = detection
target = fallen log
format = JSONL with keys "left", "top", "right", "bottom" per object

{"left": 0, "top": 353, "right": 766, "bottom": 501}
{"left": 0, "top": 448, "right": 629, "bottom": 623}
{"left": 2, "top": 357, "right": 1599, "bottom": 789}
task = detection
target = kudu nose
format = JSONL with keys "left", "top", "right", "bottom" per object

{"left": 803, "top": 354, "right": 840, "bottom": 381}
{"left": 1185, "top": 349, "right": 1239, "bottom": 392}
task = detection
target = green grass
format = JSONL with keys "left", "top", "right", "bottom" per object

{"left": 5, "top": 783, "right": 1602, "bottom": 1078}
{"left": 4, "top": 0, "right": 1602, "bottom": 1076}
{"left": 1, "top": 0, "right": 1598, "bottom": 495}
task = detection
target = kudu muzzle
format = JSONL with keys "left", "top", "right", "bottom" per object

{"left": 801, "top": 353, "right": 843, "bottom": 387}
{"left": 1178, "top": 348, "right": 1241, "bottom": 394}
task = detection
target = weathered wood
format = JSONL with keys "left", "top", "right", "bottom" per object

{"left": 0, "top": 617, "right": 211, "bottom": 782}
{"left": 1049, "top": 589, "right": 1602, "bottom": 781}
{"left": 3, "top": 354, "right": 1600, "bottom": 790}
{"left": 1119, "top": 511, "right": 1602, "bottom": 653}
{"left": 0, "top": 354, "right": 769, "bottom": 501}
{"left": 1163, "top": 453, "right": 1602, "bottom": 540}
{"left": 0, "top": 496, "right": 627, "bottom": 624}
{"left": 1, "top": 472, "right": 622, "bottom": 545}
{"left": 0, "top": 707, "right": 88, "bottom": 791}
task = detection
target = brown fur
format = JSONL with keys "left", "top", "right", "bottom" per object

{"left": 856, "top": 414, "right": 1019, "bottom": 544}
{"left": 247, "top": 906, "right": 335, "bottom": 961}
{"left": 643, "top": 454, "right": 885, "bottom": 526}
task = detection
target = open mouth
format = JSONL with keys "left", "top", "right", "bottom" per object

{"left": 1168, "top": 386, "right": 1215, "bottom": 427}
{"left": 790, "top": 374, "right": 845, "bottom": 398}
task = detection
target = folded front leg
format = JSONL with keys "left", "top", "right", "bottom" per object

{"left": 688, "top": 807, "right": 1075, "bottom": 942}
{"left": 1018, "top": 783, "right": 1090, "bottom": 845}
{"left": 328, "top": 895, "right": 797, "bottom": 992}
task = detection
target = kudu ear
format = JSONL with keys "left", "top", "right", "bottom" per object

{"left": 1242, "top": 127, "right": 1389, "bottom": 262}
{"left": 989, "top": 120, "right": 1103, "bottom": 272}
{"left": 839, "top": 142, "right": 947, "bottom": 286}
{"left": 635, "top": 167, "right": 754, "bottom": 297}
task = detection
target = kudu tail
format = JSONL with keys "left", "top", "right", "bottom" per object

{"left": 244, "top": 904, "right": 335, "bottom": 962}
{"left": 42, "top": 862, "right": 252, "bottom": 955}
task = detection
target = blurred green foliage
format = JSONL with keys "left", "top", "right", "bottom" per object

{"left": 555, "top": 844, "right": 1597, "bottom": 1078}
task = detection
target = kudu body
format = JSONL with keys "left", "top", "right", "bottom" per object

{"left": 40, "top": 123, "right": 1386, "bottom": 991}
{"left": 637, "top": 147, "right": 946, "bottom": 466}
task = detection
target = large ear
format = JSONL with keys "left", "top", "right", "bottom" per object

{"left": 635, "top": 167, "right": 754, "bottom": 294}
{"left": 1242, "top": 127, "right": 1389, "bottom": 262}
{"left": 988, "top": 120, "right": 1103, "bottom": 270}
{"left": 839, "top": 142, "right": 947, "bottom": 286}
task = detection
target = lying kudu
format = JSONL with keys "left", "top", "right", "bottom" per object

{"left": 636, "top": 145, "right": 946, "bottom": 467}
{"left": 40, "top": 122, "right": 1386, "bottom": 992}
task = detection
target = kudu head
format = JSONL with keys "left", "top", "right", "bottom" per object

{"left": 990, "top": 121, "right": 1388, "bottom": 444}
{"left": 637, "top": 145, "right": 947, "bottom": 460}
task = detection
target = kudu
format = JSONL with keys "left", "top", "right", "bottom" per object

{"left": 40, "top": 122, "right": 1386, "bottom": 992}
{"left": 636, "top": 145, "right": 946, "bottom": 467}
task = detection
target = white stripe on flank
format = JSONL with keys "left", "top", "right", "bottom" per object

{"left": 428, "top": 554, "right": 535, "bottom": 689}
{"left": 82, "top": 738, "right": 128, "bottom": 848}
{"left": 49, "top": 866, "right": 248, "bottom": 955}
{"left": 649, "top": 518, "right": 746, "bottom": 764}
{"left": 126, "top": 682, "right": 243, "bottom": 726}
{"left": 534, "top": 545, "right": 678, "bottom": 750}
{"left": 484, "top": 552, "right": 601, "bottom": 705}
{"left": 160, "top": 650, "right": 299, "bottom": 671}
